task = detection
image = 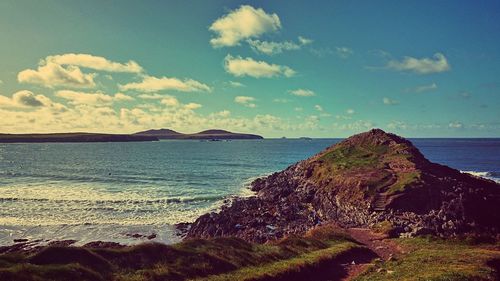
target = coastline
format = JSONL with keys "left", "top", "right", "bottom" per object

{"left": 0, "top": 174, "right": 264, "bottom": 250}
{"left": 1, "top": 169, "right": 499, "bottom": 251}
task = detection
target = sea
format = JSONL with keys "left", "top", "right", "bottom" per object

{"left": 0, "top": 138, "right": 499, "bottom": 246}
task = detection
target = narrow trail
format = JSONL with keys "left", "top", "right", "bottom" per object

{"left": 339, "top": 228, "right": 403, "bottom": 281}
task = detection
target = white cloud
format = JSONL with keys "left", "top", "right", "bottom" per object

{"left": 335, "top": 47, "right": 353, "bottom": 58}
{"left": 449, "top": 121, "right": 463, "bottom": 129}
{"left": 383, "top": 97, "right": 399, "bottom": 105}
{"left": 209, "top": 5, "right": 281, "bottom": 47}
{"left": 212, "top": 110, "right": 231, "bottom": 117}
{"left": 228, "top": 81, "right": 245, "bottom": 87}
{"left": 114, "top": 93, "right": 134, "bottom": 101}
{"left": 247, "top": 36, "right": 313, "bottom": 55}
{"left": 234, "top": 95, "right": 256, "bottom": 108}
{"left": 332, "top": 120, "right": 375, "bottom": 131}
{"left": 56, "top": 90, "right": 116, "bottom": 106}
{"left": 119, "top": 75, "right": 211, "bottom": 93}
{"left": 298, "top": 36, "right": 313, "bottom": 45}
{"left": 18, "top": 62, "right": 96, "bottom": 89}
{"left": 294, "top": 107, "right": 303, "bottom": 112}
{"left": 335, "top": 115, "right": 351, "bottom": 120}
{"left": 224, "top": 55, "right": 295, "bottom": 78}
{"left": 346, "top": 109, "right": 355, "bottom": 114}
{"left": 160, "top": 95, "right": 180, "bottom": 107}
{"left": 314, "top": 105, "right": 323, "bottom": 112}
{"left": 273, "top": 98, "right": 291, "bottom": 103}
{"left": 387, "top": 53, "right": 450, "bottom": 74}
{"left": 310, "top": 47, "right": 334, "bottom": 58}
{"left": 387, "top": 121, "right": 408, "bottom": 130}
{"left": 138, "top": 93, "right": 169, "bottom": 100}
{"left": 45, "top": 53, "right": 143, "bottom": 73}
{"left": 184, "top": 103, "right": 202, "bottom": 110}
{"left": 415, "top": 82, "right": 438, "bottom": 93}
{"left": 17, "top": 53, "right": 144, "bottom": 89}
{"left": 0, "top": 91, "right": 51, "bottom": 108}
{"left": 289, "top": 89, "right": 315, "bottom": 97}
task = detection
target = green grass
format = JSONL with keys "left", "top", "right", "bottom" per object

{"left": 386, "top": 171, "right": 421, "bottom": 195}
{"left": 315, "top": 141, "right": 423, "bottom": 198}
{"left": 355, "top": 236, "right": 500, "bottom": 281}
{"left": 319, "top": 145, "right": 385, "bottom": 170}
{"left": 198, "top": 242, "right": 361, "bottom": 281}
{"left": 372, "top": 221, "right": 394, "bottom": 236}
{"left": 0, "top": 225, "right": 361, "bottom": 281}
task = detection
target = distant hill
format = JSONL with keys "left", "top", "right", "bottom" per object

{"left": 132, "top": 129, "right": 182, "bottom": 137}
{"left": 134, "top": 128, "right": 263, "bottom": 140}
{"left": 0, "top": 133, "right": 158, "bottom": 143}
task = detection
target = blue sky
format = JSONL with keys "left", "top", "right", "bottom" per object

{"left": 0, "top": 0, "right": 499, "bottom": 137}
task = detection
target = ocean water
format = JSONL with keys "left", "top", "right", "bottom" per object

{"left": 0, "top": 138, "right": 499, "bottom": 245}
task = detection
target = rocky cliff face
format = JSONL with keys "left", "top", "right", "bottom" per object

{"left": 186, "top": 129, "right": 500, "bottom": 242}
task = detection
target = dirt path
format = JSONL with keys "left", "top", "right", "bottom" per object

{"left": 339, "top": 228, "right": 402, "bottom": 281}
{"left": 346, "top": 228, "right": 402, "bottom": 260}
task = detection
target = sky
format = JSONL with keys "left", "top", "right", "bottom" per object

{"left": 0, "top": 0, "right": 499, "bottom": 137}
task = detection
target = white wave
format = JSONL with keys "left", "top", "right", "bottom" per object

{"left": 461, "top": 170, "right": 500, "bottom": 183}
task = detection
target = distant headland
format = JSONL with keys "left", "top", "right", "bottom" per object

{"left": 134, "top": 128, "right": 263, "bottom": 140}
{"left": 0, "top": 129, "right": 263, "bottom": 143}
{"left": 0, "top": 133, "right": 158, "bottom": 143}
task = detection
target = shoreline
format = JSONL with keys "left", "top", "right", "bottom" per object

{"left": 0, "top": 175, "right": 264, "bottom": 250}
{"left": 1, "top": 169, "right": 498, "bottom": 251}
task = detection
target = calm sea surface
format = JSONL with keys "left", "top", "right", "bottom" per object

{"left": 0, "top": 138, "right": 499, "bottom": 245}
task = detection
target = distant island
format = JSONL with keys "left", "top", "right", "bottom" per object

{"left": 134, "top": 128, "right": 263, "bottom": 140}
{"left": 0, "top": 129, "right": 263, "bottom": 143}
{"left": 0, "top": 133, "right": 158, "bottom": 143}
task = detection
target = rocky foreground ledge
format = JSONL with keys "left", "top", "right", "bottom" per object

{"left": 186, "top": 129, "right": 500, "bottom": 242}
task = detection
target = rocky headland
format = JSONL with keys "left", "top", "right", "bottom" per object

{"left": 187, "top": 129, "right": 500, "bottom": 242}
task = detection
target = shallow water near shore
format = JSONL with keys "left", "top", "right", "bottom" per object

{"left": 0, "top": 138, "right": 499, "bottom": 245}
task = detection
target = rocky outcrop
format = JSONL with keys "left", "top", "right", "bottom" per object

{"left": 186, "top": 129, "right": 500, "bottom": 242}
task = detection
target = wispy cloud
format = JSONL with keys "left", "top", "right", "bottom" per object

{"left": 224, "top": 55, "right": 295, "bottom": 78}
{"left": 247, "top": 36, "right": 312, "bottom": 55}
{"left": 449, "top": 121, "right": 463, "bottom": 129}
{"left": 335, "top": 47, "right": 353, "bottom": 58}
{"left": 56, "top": 90, "right": 117, "bottom": 106}
{"left": 415, "top": 82, "right": 438, "bottom": 93}
{"left": 45, "top": 53, "right": 143, "bottom": 73}
{"left": 119, "top": 75, "right": 211, "bottom": 93}
{"left": 160, "top": 95, "right": 179, "bottom": 106}
{"left": 383, "top": 97, "right": 399, "bottom": 105}
{"left": 209, "top": 5, "right": 281, "bottom": 48}
{"left": 234, "top": 96, "right": 256, "bottom": 108}
{"left": 387, "top": 53, "right": 450, "bottom": 74}
{"left": 288, "top": 89, "right": 315, "bottom": 97}
{"left": 228, "top": 81, "right": 245, "bottom": 88}
{"left": 184, "top": 103, "right": 202, "bottom": 110}
{"left": 273, "top": 98, "right": 291, "bottom": 103}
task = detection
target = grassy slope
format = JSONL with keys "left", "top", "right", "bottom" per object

{"left": 316, "top": 140, "right": 421, "bottom": 196}
{"left": 1, "top": 227, "right": 498, "bottom": 281}
{"left": 355, "top": 236, "right": 500, "bottom": 281}
{"left": 0, "top": 226, "right": 360, "bottom": 281}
